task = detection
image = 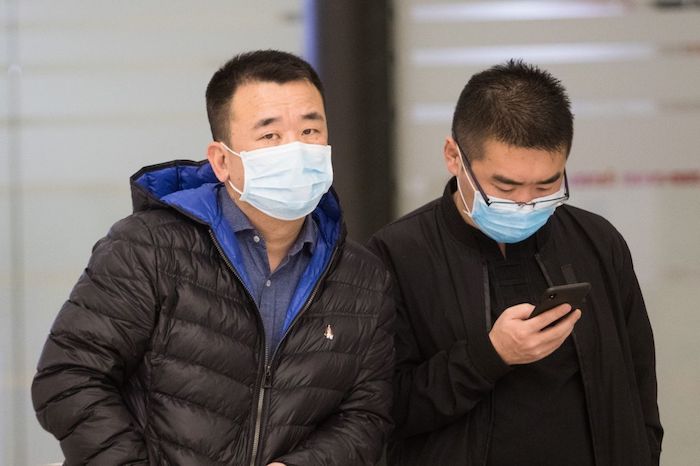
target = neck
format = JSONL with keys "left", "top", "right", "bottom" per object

{"left": 498, "top": 242, "right": 506, "bottom": 258}
{"left": 233, "top": 195, "right": 305, "bottom": 272}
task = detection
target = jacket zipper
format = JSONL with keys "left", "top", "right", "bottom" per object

{"left": 249, "top": 360, "right": 271, "bottom": 466}
{"left": 209, "top": 229, "right": 340, "bottom": 466}
{"left": 251, "top": 244, "right": 341, "bottom": 465}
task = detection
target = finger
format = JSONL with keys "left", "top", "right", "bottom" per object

{"left": 538, "top": 308, "right": 581, "bottom": 343}
{"left": 499, "top": 302, "right": 536, "bottom": 320}
{"left": 527, "top": 303, "right": 573, "bottom": 330}
{"left": 527, "top": 310, "right": 581, "bottom": 360}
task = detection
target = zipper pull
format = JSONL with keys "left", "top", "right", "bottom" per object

{"left": 263, "top": 364, "right": 273, "bottom": 389}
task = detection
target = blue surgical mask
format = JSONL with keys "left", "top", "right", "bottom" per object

{"left": 221, "top": 141, "right": 333, "bottom": 220}
{"left": 456, "top": 156, "right": 565, "bottom": 244}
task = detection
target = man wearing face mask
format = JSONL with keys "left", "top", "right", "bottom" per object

{"left": 32, "top": 50, "right": 394, "bottom": 466}
{"left": 368, "top": 60, "right": 662, "bottom": 466}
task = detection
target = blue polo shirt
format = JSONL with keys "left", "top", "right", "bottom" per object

{"left": 218, "top": 188, "right": 317, "bottom": 352}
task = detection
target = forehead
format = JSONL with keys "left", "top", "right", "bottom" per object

{"left": 229, "top": 79, "right": 325, "bottom": 123}
{"left": 475, "top": 138, "right": 567, "bottom": 178}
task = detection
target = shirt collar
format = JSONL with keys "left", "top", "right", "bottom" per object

{"left": 290, "top": 215, "right": 318, "bottom": 256}
{"left": 219, "top": 186, "right": 255, "bottom": 234}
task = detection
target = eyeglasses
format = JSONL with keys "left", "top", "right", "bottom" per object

{"left": 454, "top": 136, "right": 570, "bottom": 211}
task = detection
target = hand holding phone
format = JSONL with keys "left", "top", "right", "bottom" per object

{"left": 529, "top": 282, "right": 591, "bottom": 319}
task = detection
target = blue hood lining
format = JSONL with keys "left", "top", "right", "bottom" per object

{"left": 134, "top": 161, "right": 218, "bottom": 200}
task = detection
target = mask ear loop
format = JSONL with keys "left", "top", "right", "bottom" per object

{"left": 218, "top": 141, "right": 245, "bottom": 196}
{"left": 455, "top": 145, "right": 478, "bottom": 217}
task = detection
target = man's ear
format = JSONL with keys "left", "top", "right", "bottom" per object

{"left": 207, "top": 141, "right": 229, "bottom": 182}
{"left": 443, "top": 136, "right": 461, "bottom": 177}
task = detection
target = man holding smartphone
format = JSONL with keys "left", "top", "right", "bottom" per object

{"left": 368, "top": 60, "right": 662, "bottom": 465}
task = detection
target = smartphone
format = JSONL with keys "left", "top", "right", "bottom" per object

{"left": 529, "top": 282, "right": 591, "bottom": 319}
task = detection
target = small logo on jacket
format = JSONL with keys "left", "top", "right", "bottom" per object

{"left": 324, "top": 324, "right": 334, "bottom": 340}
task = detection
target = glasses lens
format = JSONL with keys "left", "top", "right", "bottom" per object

{"left": 533, "top": 193, "right": 569, "bottom": 209}
{"left": 489, "top": 194, "right": 568, "bottom": 211}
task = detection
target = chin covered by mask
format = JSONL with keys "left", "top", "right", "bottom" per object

{"left": 221, "top": 141, "right": 333, "bottom": 220}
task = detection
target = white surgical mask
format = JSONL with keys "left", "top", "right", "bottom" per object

{"left": 221, "top": 141, "right": 333, "bottom": 220}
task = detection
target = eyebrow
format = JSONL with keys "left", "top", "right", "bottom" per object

{"left": 253, "top": 117, "right": 279, "bottom": 130}
{"left": 301, "top": 111, "right": 325, "bottom": 122}
{"left": 492, "top": 171, "right": 562, "bottom": 186}
{"left": 252, "top": 111, "right": 325, "bottom": 130}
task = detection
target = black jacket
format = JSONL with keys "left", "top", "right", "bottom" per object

{"left": 367, "top": 179, "right": 662, "bottom": 466}
{"left": 32, "top": 160, "right": 394, "bottom": 466}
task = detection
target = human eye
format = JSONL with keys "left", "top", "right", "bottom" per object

{"left": 495, "top": 185, "right": 516, "bottom": 194}
{"left": 259, "top": 133, "right": 278, "bottom": 141}
{"left": 301, "top": 128, "right": 319, "bottom": 136}
{"left": 536, "top": 183, "right": 561, "bottom": 195}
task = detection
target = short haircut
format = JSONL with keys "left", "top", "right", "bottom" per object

{"left": 451, "top": 59, "right": 573, "bottom": 161}
{"left": 205, "top": 50, "right": 325, "bottom": 144}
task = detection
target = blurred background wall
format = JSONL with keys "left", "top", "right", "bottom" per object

{"left": 1, "top": 0, "right": 698, "bottom": 464}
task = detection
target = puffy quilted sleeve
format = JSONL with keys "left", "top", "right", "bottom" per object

{"left": 31, "top": 214, "right": 159, "bottom": 465}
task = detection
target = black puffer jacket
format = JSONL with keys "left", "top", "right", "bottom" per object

{"left": 32, "top": 160, "right": 394, "bottom": 466}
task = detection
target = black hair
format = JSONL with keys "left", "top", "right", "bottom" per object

{"left": 205, "top": 49, "right": 325, "bottom": 144}
{"left": 452, "top": 59, "right": 573, "bottom": 160}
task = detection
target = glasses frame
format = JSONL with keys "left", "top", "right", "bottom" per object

{"left": 453, "top": 135, "right": 570, "bottom": 209}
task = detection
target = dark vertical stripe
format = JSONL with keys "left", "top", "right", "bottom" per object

{"left": 309, "top": 0, "right": 394, "bottom": 242}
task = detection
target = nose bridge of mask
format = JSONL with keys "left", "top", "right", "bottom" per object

{"left": 240, "top": 140, "right": 307, "bottom": 160}
{"left": 244, "top": 143, "right": 323, "bottom": 188}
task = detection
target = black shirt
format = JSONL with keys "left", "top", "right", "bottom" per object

{"left": 468, "top": 226, "right": 595, "bottom": 466}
